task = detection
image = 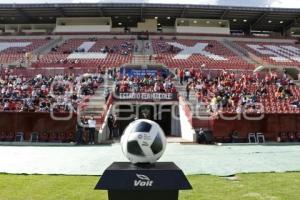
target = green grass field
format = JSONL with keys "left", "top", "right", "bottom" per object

{"left": 0, "top": 173, "right": 299, "bottom": 200}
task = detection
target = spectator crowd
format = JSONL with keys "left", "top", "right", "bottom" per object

{"left": 114, "top": 73, "right": 177, "bottom": 95}
{"left": 0, "top": 68, "right": 103, "bottom": 112}
{"left": 176, "top": 67, "right": 298, "bottom": 114}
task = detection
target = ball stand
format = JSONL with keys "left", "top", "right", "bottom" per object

{"left": 95, "top": 162, "right": 192, "bottom": 200}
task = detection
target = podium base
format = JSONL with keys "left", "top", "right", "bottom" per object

{"left": 108, "top": 190, "right": 178, "bottom": 200}
{"left": 95, "top": 162, "right": 192, "bottom": 200}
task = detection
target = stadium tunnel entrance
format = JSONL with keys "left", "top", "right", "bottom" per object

{"left": 113, "top": 103, "right": 181, "bottom": 137}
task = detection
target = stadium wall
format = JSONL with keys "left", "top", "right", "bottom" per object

{"left": 178, "top": 97, "right": 197, "bottom": 142}
{"left": 176, "top": 27, "right": 230, "bottom": 35}
{"left": 0, "top": 112, "right": 76, "bottom": 141}
{"left": 54, "top": 25, "right": 111, "bottom": 33}
{"left": 210, "top": 114, "right": 300, "bottom": 141}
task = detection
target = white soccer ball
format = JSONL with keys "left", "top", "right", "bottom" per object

{"left": 120, "top": 119, "right": 167, "bottom": 164}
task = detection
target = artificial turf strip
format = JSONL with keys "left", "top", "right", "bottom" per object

{"left": 0, "top": 173, "right": 299, "bottom": 200}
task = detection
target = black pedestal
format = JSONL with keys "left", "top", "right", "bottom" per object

{"left": 95, "top": 162, "right": 192, "bottom": 200}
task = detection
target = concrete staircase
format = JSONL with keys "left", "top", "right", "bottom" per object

{"left": 83, "top": 92, "right": 106, "bottom": 117}
{"left": 132, "top": 40, "right": 155, "bottom": 64}
{"left": 133, "top": 40, "right": 144, "bottom": 55}
{"left": 173, "top": 76, "right": 211, "bottom": 119}
{"left": 132, "top": 55, "right": 154, "bottom": 64}
{"left": 143, "top": 40, "right": 154, "bottom": 56}
{"left": 34, "top": 37, "right": 64, "bottom": 55}
{"left": 82, "top": 73, "right": 114, "bottom": 129}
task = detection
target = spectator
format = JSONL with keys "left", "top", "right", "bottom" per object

{"left": 108, "top": 114, "right": 114, "bottom": 140}
{"left": 230, "top": 130, "right": 239, "bottom": 143}
{"left": 88, "top": 116, "right": 96, "bottom": 145}
{"left": 76, "top": 117, "right": 84, "bottom": 145}
{"left": 186, "top": 82, "right": 193, "bottom": 101}
{"left": 184, "top": 69, "right": 190, "bottom": 82}
{"left": 179, "top": 69, "right": 184, "bottom": 85}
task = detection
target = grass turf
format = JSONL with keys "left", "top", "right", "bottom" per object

{"left": 0, "top": 173, "right": 299, "bottom": 200}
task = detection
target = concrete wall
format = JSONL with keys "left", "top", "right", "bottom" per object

{"left": 162, "top": 26, "right": 176, "bottom": 33}
{"left": 131, "top": 19, "right": 157, "bottom": 32}
{"left": 176, "top": 26, "right": 230, "bottom": 35}
{"left": 111, "top": 28, "right": 124, "bottom": 32}
{"left": 178, "top": 99, "right": 196, "bottom": 142}
{"left": 54, "top": 25, "right": 111, "bottom": 33}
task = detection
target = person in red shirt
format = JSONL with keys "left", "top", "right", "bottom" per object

{"left": 190, "top": 67, "right": 195, "bottom": 78}
{"left": 171, "top": 85, "right": 177, "bottom": 93}
{"left": 9, "top": 100, "right": 16, "bottom": 111}
{"left": 179, "top": 69, "right": 184, "bottom": 85}
{"left": 265, "top": 74, "right": 271, "bottom": 85}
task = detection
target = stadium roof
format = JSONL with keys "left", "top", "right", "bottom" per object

{"left": 0, "top": 3, "right": 300, "bottom": 32}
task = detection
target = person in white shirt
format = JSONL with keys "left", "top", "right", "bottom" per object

{"left": 88, "top": 116, "right": 96, "bottom": 144}
{"left": 184, "top": 70, "right": 191, "bottom": 82}
{"left": 196, "top": 82, "right": 203, "bottom": 91}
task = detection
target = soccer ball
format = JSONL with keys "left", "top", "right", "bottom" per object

{"left": 120, "top": 119, "right": 167, "bottom": 164}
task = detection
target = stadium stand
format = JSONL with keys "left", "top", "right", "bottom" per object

{"left": 236, "top": 41, "right": 300, "bottom": 66}
{"left": 181, "top": 69, "right": 300, "bottom": 114}
{"left": 32, "top": 38, "right": 134, "bottom": 69}
{"left": 0, "top": 3, "right": 300, "bottom": 143}
{"left": 0, "top": 68, "right": 103, "bottom": 112}
{"left": 0, "top": 39, "right": 50, "bottom": 64}
{"left": 152, "top": 39, "right": 254, "bottom": 69}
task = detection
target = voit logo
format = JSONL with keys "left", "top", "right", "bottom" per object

{"left": 134, "top": 174, "right": 154, "bottom": 187}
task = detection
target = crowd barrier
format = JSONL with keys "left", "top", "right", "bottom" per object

{"left": 192, "top": 113, "right": 300, "bottom": 141}
{"left": 0, "top": 112, "right": 77, "bottom": 141}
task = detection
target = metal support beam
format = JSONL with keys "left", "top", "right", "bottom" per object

{"left": 285, "top": 18, "right": 300, "bottom": 31}
{"left": 221, "top": 9, "right": 229, "bottom": 19}
{"left": 57, "top": 7, "right": 65, "bottom": 17}
{"left": 180, "top": 8, "right": 186, "bottom": 18}
{"left": 251, "top": 12, "right": 268, "bottom": 29}
{"left": 98, "top": 8, "right": 105, "bottom": 17}
{"left": 140, "top": 7, "right": 143, "bottom": 21}
{"left": 282, "top": 26, "right": 286, "bottom": 36}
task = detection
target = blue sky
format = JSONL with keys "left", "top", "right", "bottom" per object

{"left": 0, "top": 0, "right": 300, "bottom": 9}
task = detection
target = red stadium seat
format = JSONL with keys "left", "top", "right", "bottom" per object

{"left": 33, "top": 38, "right": 133, "bottom": 69}
{"left": 0, "top": 39, "right": 50, "bottom": 63}
{"left": 152, "top": 39, "right": 254, "bottom": 69}
{"left": 235, "top": 41, "right": 300, "bottom": 67}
